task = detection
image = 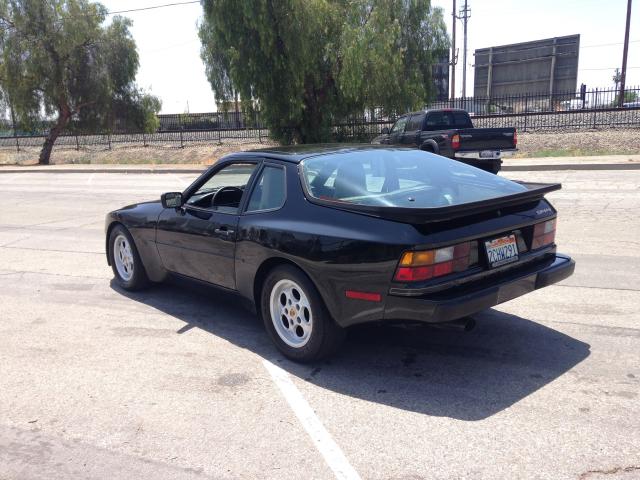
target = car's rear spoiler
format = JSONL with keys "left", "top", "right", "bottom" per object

{"left": 311, "top": 182, "right": 561, "bottom": 224}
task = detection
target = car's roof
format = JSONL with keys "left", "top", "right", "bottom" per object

{"left": 222, "top": 144, "right": 414, "bottom": 164}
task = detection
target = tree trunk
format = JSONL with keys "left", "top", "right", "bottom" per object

{"left": 39, "top": 111, "right": 70, "bottom": 165}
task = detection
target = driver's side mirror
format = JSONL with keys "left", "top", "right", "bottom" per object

{"left": 381, "top": 127, "right": 389, "bottom": 135}
{"left": 161, "top": 192, "right": 183, "bottom": 209}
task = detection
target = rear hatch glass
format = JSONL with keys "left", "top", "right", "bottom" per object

{"left": 301, "top": 149, "right": 526, "bottom": 208}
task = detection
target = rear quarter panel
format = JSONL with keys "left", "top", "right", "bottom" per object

{"left": 235, "top": 162, "right": 558, "bottom": 327}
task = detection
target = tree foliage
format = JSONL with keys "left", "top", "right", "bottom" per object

{"left": 199, "top": 0, "right": 449, "bottom": 143}
{"left": 0, "top": 0, "right": 161, "bottom": 164}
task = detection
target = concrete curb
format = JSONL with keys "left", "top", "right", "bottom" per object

{"left": 0, "top": 167, "right": 205, "bottom": 174}
{"left": 502, "top": 163, "right": 640, "bottom": 171}
{"left": 1, "top": 161, "right": 639, "bottom": 174}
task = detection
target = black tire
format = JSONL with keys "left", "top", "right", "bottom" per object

{"left": 108, "top": 225, "right": 149, "bottom": 291}
{"left": 261, "top": 265, "right": 345, "bottom": 362}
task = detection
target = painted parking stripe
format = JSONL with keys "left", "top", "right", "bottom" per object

{"left": 262, "top": 359, "right": 362, "bottom": 480}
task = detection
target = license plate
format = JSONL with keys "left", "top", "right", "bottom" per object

{"left": 480, "top": 150, "right": 499, "bottom": 158}
{"left": 485, "top": 235, "right": 519, "bottom": 268}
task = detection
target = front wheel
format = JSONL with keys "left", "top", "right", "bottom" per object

{"left": 108, "top": 225, "right": 149, "bottom": 290}
{"left": 261, "top": 265, "right": 345, "bottom": 362}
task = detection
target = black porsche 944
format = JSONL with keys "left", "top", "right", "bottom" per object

{"left": 105, "top": 145, "right": 575, "bottom": 362}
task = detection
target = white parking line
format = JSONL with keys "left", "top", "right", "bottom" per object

{"left": 86, "top": 173, "right": 95, "bottom": 185}
{"left": 262, "top": 359, "right": 362, "bottom": 480}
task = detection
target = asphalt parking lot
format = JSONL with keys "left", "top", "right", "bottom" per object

{"left": 0, "top": 169, "right": 639, "bottom": 480}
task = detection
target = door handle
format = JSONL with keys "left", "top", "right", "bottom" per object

{"left": 214, "top": 227, "right": 234, "bottom": 236}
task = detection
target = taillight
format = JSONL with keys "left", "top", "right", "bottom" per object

{"left": 532, "top": 219, "right": 556, "bottom": 249}
{"left": 394, "top": 241, "right": 473, "bottom": 282}
{"left": 513, "top": 129, "right": 518, "bottom": 147}
{"left": 451, "top": 134, "right": 461, "bottom": 150}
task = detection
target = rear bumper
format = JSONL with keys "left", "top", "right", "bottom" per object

{"left": 455, "top": 148, "right": 518, "bottom": 160}
{"left": 383, "top": 254, "right": 575, "bottom": 324}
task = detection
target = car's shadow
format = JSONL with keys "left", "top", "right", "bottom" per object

{"left": 112, "top": 279, "right": 590, "bottom": 421}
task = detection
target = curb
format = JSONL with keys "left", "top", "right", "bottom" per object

{"left": 502, "top": 163, "right": 640, "bottom": 171}
{"left": 0, "top": 164, "right": 639, "bottom": 174}
{"left": 0, "top": 168, "right": 205, "bottom": 174}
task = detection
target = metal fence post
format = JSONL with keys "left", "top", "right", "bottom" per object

{"left": 142, "top": 132, "right": 147, "bottom": 147}
{"left": 524, "top": 95, "right": 529, "bottom": 132}
{"left": 180, "top": 126, "right": 184, "bottom": 148}
{"left": 593, "top": 89, "right": 599, "bottom": 129}
{"left": 75, "top": 134, "right": 80, "bottom": 151}
{"left": 107, "top": 133, "right": 112, "bottom": 150}
{"left": 15, "top": 135, "right": 20, "bottom": 153}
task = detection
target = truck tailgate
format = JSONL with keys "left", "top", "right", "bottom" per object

{"left": 457, "top": 128, "right": 516, "bottom": 151}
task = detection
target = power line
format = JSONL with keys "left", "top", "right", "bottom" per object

{"left": 107, "top": 1, "right": 200, "bottom": 15}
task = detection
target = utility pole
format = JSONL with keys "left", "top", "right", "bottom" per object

{"left": 450, "top": 0, "right": 456, "bottom": 101}
{"left": 457, "top": 0, "right": 471, "bottom": 98}
{"left": 619, "top": 0, "right": 633, "bottom": 107}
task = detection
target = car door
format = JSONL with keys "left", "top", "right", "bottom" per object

{"left": 387, "top": 116, "right": 408, "bottom": 144}
{"left": 399, "top": 113, "right": 425, "bottom": 146}
{"left": 155, "top": 160, "right": 260, "bottom": 289}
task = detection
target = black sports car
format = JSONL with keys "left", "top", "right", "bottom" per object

{"left": 105, "top": 145, "right": 575, "bottom": 362}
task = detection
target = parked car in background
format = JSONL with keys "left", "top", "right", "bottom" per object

{"left": 623, "top": 100, "right": 640, "bottom": 108}
{"left": 371, "top": 109, "right": 517, "bottom": 174}
{"left": 106, "top": 146, "right": 573, "bottom": 362}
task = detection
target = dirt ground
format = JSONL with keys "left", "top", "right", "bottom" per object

{"left": 1, "top": 129, "right": 639, "bottom": 165}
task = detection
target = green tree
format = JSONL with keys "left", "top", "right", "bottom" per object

{"left": 0, "top": 0, "right": 160, "bottom": 164}
{"left": 199, "top": 0, "right": 449, "bottom": 144}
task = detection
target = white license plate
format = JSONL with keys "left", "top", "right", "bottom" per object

{"left": 485, "top": 235, "right": 519, "bottom": 268}
{"left": 480, "top": 150, "right": 499, "bottom": 158}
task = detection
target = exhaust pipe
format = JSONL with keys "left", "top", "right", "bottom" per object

{"left": 431, "top": 317, "right": 476, "bottom": 332}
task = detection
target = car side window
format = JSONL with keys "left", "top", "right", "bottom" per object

{"left": 246, "top": 165, "right": 286, "bottom": 212}
{"left": 425, "top": 112, "right": 451, "bottom": 130}
{"left": 186, "top": 162, "right": 257, "bottom": 213}
{"left": 406, "top": 113, "right": 425, "bottom": 131}
{"left": 390, "top": 116, "right": 408, "bottom": 134}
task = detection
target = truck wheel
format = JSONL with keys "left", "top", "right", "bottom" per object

{"left": 261, "top": 265, "right": 345, "bottom": 362}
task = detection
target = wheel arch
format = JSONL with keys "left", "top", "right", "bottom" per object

{"left": 105, "top": 220, "right": 125, "bottom": 266}
{"left": 252, "top": 257, "right": 318, "bottom": 319}
{"left": 420, "top": 139, "right": 439, "bottom": 153}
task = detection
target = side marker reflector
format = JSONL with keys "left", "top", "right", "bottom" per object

{"left": 345, "top": 290, "right": 382, "bottom": 302}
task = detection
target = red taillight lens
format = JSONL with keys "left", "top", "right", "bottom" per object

{"left": 513, "top": 129, "right": 518, "bottom": 147}
{"left": 451, "top": 134, "right": 461, "bottom": 150}
{"left": 394, "top": 242, "right": 473, "bottom": 283}
{"left": 532, "top": 219, "right": 556, "bottom": 249}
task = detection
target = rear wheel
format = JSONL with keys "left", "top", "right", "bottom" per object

{"left": 261, "top": 265, "right": 345, "bottom": 362}
{"left": 108, "top": 225, "right": 149, "bottom": 290}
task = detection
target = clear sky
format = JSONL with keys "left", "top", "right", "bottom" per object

{"left": 100, "top": 0, "right": 638, "bottom": 113}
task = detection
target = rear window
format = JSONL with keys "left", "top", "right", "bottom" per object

{"left": 452, "top": 112, "right": 473, "bottom": 128}
{"left": 425, "top": 112, "right": 451, "bottom": 130}
{"left": 301, "top": 150, "right": 526, "bottom": 208}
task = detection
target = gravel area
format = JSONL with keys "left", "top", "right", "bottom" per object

{"left": 515, "top": 129, "right": 640, "bottom": 157}
{"left": 1, "top": 128, "right": 639, "bottom": 165}
{"left": 0, "top": 141, "right": 277, "bottom": 166}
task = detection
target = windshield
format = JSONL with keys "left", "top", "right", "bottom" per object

{"left": 300, "top": 149, "right": 527, "bottom": 208}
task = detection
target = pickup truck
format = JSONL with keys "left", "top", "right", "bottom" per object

{"left": 371, "top": 108, "right": 518, "bottom": 173}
